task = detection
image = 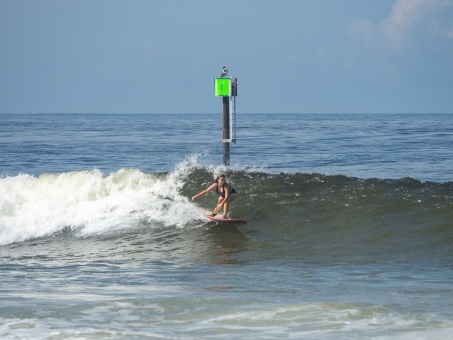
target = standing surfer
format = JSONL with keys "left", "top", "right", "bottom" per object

{"left": 192, "top": 174, "right": 237, "bottom": 219}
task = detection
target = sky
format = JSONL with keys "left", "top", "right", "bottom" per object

{"left": 1, "top": 0, "right": 453, "bottom": 114}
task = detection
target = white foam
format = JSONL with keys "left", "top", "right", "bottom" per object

{"left": 0, "top": 165, "right": 205, "bottom": 246}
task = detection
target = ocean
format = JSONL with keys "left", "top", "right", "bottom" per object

{"left": 0, "top": 113, "right": 452, "bottom": 339}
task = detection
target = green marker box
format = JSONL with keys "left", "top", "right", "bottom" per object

{"left": 214, "top": 78, "right": 231, "bottom": 97}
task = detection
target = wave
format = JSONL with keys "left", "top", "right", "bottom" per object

{"left": 1, "top": 157, "right": 452, "bottom": 251}
{"left": 0, "top": 164, "right": 203, "bottom": 246}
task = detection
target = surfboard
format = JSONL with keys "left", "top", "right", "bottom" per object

{"left": 207, "top": 216, "right": 247, "bottom": 224}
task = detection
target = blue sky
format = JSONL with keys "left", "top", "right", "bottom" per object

{"left": 1, "top": 0, "right": 452, "bottom": 114}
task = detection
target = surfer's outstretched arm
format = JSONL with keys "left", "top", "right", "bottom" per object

{"left": 192, "top": 183, "right": 216, "bottom": 201}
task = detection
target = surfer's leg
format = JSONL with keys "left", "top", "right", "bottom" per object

{"left": 213, "top": 197, "right": 224, "bottom": 216}
{"left": 222, "top": 193, "right": 237, "bottom": 218}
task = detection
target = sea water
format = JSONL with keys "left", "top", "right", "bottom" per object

{"left": 0, "top": 113, "right": 452, "bottom": 339}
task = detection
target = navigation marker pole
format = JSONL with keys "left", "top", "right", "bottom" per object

{"left": 215, "top": 67, "right": 238, "bottom": 166}
{"left": 222, "top": 95, "right": 230, "bottom": 166}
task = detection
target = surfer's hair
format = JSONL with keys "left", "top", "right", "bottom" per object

{"left": 215, "top": 174, "right": 226, "bottom": 183}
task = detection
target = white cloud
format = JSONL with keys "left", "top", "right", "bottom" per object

{"left": 350, "top": 0, "right": 453, "bottom": 55}
{"left": 380, "top": 0, "right": 426, "bottom": 52}
{"left": 380, "top": 0, "right": 452, "bottom": 53}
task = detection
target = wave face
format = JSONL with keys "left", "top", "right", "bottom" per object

{"left": 1, "top": 161, "right": 452, "bottom": 259}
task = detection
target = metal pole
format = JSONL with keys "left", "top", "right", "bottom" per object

{"left": 223, "top": 96, "right": 230, "bottom": 166}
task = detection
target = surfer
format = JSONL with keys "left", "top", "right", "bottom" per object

{"left": 192, "top": 174, "right": 237, "bottom": 219}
